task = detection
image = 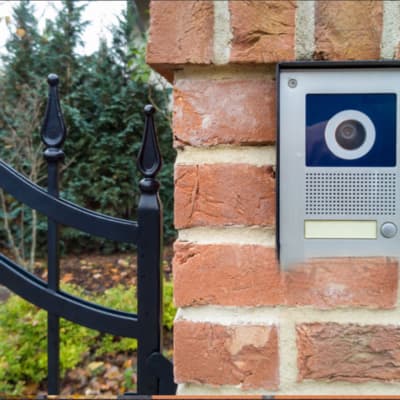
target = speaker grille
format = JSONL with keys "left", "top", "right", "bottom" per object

{"left": 305, "top": 172, "right": 396, "bottom": 215}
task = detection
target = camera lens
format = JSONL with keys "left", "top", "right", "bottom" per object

{"left": 325, "top": 110, "right": 375, "bottom": 160}
{"left": 335, "top": 119, "right": 366, "bottom": 150}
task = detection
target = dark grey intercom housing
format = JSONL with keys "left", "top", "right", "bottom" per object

{"left": 278, "top": 62, "right": 400, "bottom": 268}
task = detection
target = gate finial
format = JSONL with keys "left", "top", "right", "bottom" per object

{"left": 41, "top": 74, "right": 67, "bottom": 150}
{"left": 137, "top": 105, "right": 162, "bottom": 180}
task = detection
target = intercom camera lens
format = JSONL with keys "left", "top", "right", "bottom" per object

{"left": 335, "top": 119, "right": 366, "bottom": 150}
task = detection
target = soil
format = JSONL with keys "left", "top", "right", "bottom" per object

{"left": 0, "top": 247, "right": 174, "bottom": 396}
{"left": 35, "top": 247, "right": 173, "bottom": 292}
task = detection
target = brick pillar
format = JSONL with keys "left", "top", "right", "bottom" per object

{"left": 147, "top": 0, "right": 400, "bottom": 395}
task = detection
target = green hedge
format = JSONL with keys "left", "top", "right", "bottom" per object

{"left": 0, "top": 281, "right": 175, "bottom": 395}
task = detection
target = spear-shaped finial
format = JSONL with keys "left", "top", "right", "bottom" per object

{"left": 137, "top": 104, "right": 162, "bottom": 179}
{"left": 41, "top": 74, "right": 66, "bottom": 150}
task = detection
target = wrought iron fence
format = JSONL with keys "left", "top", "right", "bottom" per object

{"left": 0, "top": 74, "right": 175, "bottom": 396}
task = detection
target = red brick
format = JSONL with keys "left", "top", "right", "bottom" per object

{"left": 286, "top": 257, "right": 398, "bottom": 309}
{"left": 229, "top": 1, "right": 296, "bottom": 63}
{"left": 297, "top": 323, "right": 400, "bottom": 382}
{"left": 174, "top": 164, "right": 276, "bottom": 229}
{"left": 314, "top": 1, "right": 383, "bottom": 60}
{"left": 173, "top": 242, "right": 283, "bottom": 307}
{"left": 174, "top": 321, "right": 279, "bottom": 389}
{"left": 172, "top": 240, "right": 397, "bottom": 308}
{"left": 146, "top": 0, "right": 214, "bottom": 81}
{"left": 173, "top": 78, "right": 276, "bottom": 147}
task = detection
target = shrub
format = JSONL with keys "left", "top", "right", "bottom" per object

{"left": 0, "top": 281, "right": 176, "bottom": 395}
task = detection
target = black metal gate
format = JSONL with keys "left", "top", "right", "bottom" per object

{"left": 0, "top": 75, "right": 176, "bottom": 396}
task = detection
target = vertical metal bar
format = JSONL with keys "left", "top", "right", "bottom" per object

{"left": 41, "top": 74, "right": 66, "bottom": 395}
{"left": 46, "top": 159, "right": 61, "bottom": 394}
{"left": 136, "top": 105, "right": 163, "bottom": 394}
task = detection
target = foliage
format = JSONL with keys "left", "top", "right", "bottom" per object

{"left": 0, "top": 281, "right": 176, "bottom": 395}
{"left": 0, "top": 286, "right": 97, "bottom": 394}
{"left": 163, "top": 280, "right": 175, "bottom": 330}
{"left": 0, "top": 1, "right": 47, "bottom": 269}
{"left": 0, "top": 0, "right": 176, "bottom": 261}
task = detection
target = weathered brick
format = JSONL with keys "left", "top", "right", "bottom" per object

{"left": 297, "top": 323, "right": 400, "bottom": 382}
{"left": 173, "top": 78, "right": 276, "bottom": 147}
{"left": 146, "top": 0, "right": 214, "bottom": 81}
{"left": 314, "top": 1, "right": 383, "bottom": 60}
{"left": 174, "top": 321, "right": 279, "bottom": 390}
{"left": 173, "top": 241, "right": 397, "bottom": 308}
{"left": 229, "top": 1, "right": 296, "bottom": 63}
{"left": 173, "top": 242, "right": 283, "bottom": 307}
{"left": 286, "top": 257, "right": 398, "bottom": 309}
{"left": 174, "top": 164, "right": 276, "bottom": 229}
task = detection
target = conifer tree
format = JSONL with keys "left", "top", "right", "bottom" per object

{"left": 1, "top": 0, "right": 41, "bottom": 94}
{"left": 40, "top": 0, "right": 89, "bottom": 98}
{"left": 0, "top": 0, "right": 175, "bottom": 258}
{"left": 0, "top": 0, "right": 46, "bottom": 268}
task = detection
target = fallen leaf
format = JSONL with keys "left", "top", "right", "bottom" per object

{"left": 123, "top": 359, "right": 132, "bottom": 368}
{"left": 105, "top": 365, "right": 122, "bottom": 380}
{"left": 61, "top": 273, "right": 74, "bottom": 283}
{"left": 117, "top": 258, "right": 129, "bottom": 268}
{"left": 24, "top": 382, "right": 39, "bottom": 394}
{"left": 88, "top": 361, "right": 104, "bottom": 373}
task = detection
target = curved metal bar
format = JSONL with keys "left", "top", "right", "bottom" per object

{"left": 0, "top": 159, "right": 138, "bottom": 244}
{"left": 0, "top": 253, "right": 139, "bottom": 337}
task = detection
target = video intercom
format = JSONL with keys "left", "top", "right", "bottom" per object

{"left": 278, "top": 62, "right": 400, "bottom": 268}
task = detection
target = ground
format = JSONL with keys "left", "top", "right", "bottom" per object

{"left": 0, "top": 247, "right": 174, "bottom": 396}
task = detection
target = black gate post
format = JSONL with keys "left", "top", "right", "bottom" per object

{"left": 41, "top": 74, "right": 66, "bottom": 395}
{"left": 136, "top": 105, "right": 163, "bottom": 394}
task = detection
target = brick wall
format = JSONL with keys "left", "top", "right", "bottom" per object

{"left": 147, "top": 0, "right": 400, "bottom": 395}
